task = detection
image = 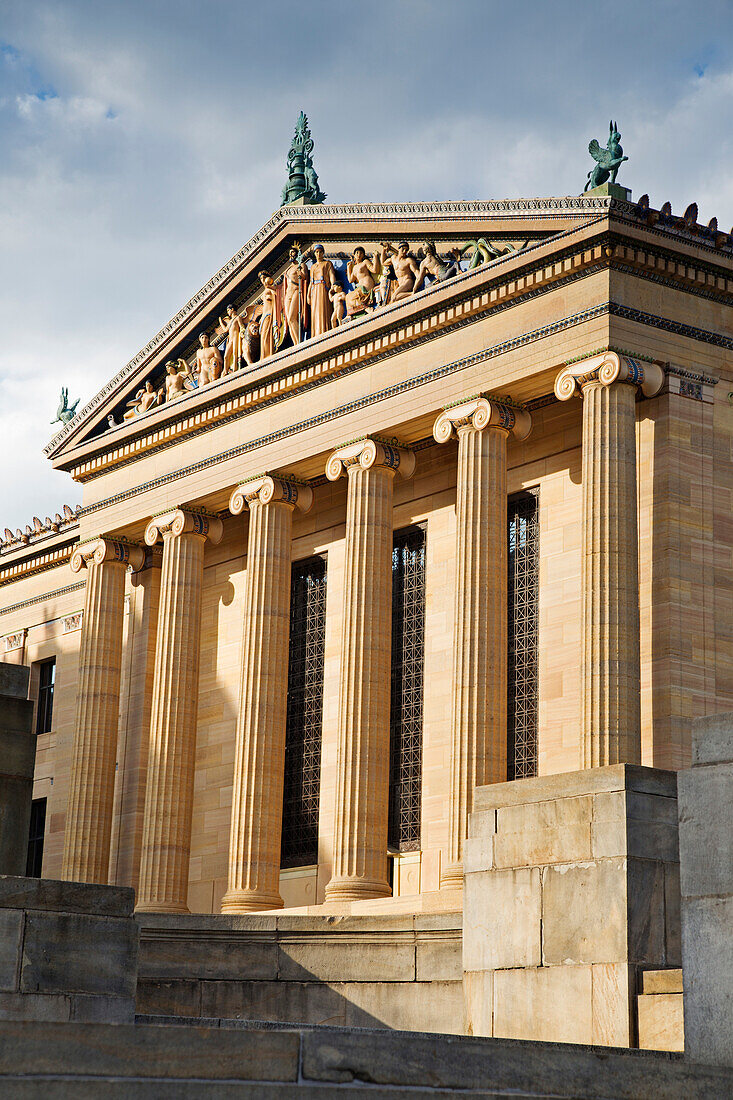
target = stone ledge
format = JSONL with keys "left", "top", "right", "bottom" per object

{"left": 473, "top": 765, "right": 676, "bottom": 813}
{"left": 0, "top": 877, "right": 134, "bottom": 918}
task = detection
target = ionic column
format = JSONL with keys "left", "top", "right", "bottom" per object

{"left": 434, "top": 397, "right": 531, "bottom": 889}
{"left": 324, "top": 437, "right": 415, "bottom": 903}
{"left": 136, "top": 508, "right": 223, "bottom": 913}
{"left": 555, "top": 352, "right": 664, "bottom": 767}
{"left": 62, "top": 537, "right": 145, "bottom": 884}
{"left": 221, "top": 475, "right": 313, "bottom": 914}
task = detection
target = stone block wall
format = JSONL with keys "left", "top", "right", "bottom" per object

{"left": 0, "top": 663, "right": 34, "bottom": 876}
{"left": 0, "top": 876, "right": 139, "bottom": 1023}
{"left": 463, "top": 765, "right": 681, "bottom": 1046}
{"left": 136, "top": 911, "right": 463, "bottom": 1033}
{"left": 678, "top": 712, "right": 733, "bottom": 1067}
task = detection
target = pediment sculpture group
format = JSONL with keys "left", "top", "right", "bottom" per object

{"left": 117, "top": 237, "right": 519, "bottom": 423}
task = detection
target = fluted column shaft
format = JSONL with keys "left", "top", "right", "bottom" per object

{"left": 556, "top": 352, "right": 664, "bottom": 767}
{"left": 324, "top": 438, "right": 415, "bottom": 903}
{"left": 434, "top": 397, "right": 531, "bottom": 888}
{"left": 62, "top": 538, "right": 145, "bottom": 883}
{"left": 222, "top": 475, "right": 313, "bottom": 914}
{"left": 136, "top": 509, "right": 222, "bottom": 913}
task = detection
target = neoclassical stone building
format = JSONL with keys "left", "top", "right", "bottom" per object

{"left": 1, "top": 186, "right": 731, "bottom": 917}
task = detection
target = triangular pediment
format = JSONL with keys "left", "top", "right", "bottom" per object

{"left": 45, "top": 195, "right": 620, "bottom": 470}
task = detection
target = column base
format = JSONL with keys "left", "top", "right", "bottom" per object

{"left": 134, "top": 902, "right": 190, "bottom": 915}
{"left": 324, "top": 876, "right": 392, "bottom": 903}
{"left": 440, "top": 862, "right": 464, "bottom": 890}
{"left": 220, "top": 888, "right": 284, "bottom": 914}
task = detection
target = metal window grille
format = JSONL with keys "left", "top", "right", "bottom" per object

{"left": 389, "top": 525, "right": 426, "bottom": 852}
{"left": 26, "top": 797, "right": 47, "bottom": 877}
{"left": 35, "top": 658, "right": 55, "bottom": 736}
{"left": 508, "top": 490, "right": 539, "bottom": 780}
{"left": 280, "top": 556, "right": 327, "bottom": 868}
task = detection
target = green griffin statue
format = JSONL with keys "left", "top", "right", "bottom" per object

{"left": 280, "top": 112, "right": 326, "bottom": 206}
{"left": 584, "top": 120, "right": 628, "bottom": 191}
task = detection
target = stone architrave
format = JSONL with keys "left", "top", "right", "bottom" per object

{"left": 555, "top": 352, "right": 664, "bottom": 767}
{"left": 136, "top": 509, "right": 223, "bottom": 913}
{"left": 433, "top": 396, "right": 531, "bottom": 889}
{"left": 221, "top": 475, "right": 313, "bottom": 914}
{"left": 324, "top": 438, "right": 416, "bottom": 903}
{"left": 62, "top": 537, "right": 145, "bottom": 884}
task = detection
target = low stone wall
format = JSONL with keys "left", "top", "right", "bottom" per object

{"left": 136, "top": 911, "right": 463, "bottom": 1033}
{"left": 0, "top": 876, "right": 139, "bottom": 1023}
{"left": 463, "top": 764, "right": 681, "bottom": 1046}
{"left": 0, "top": 1017, "right": 731, "bottom": 1097}
{"left": 678, "top": 712, "right": 733, "bottom": 1067}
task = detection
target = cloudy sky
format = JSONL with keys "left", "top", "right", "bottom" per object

{"left": 1, "top": 0, "right": 732, "bottom": 532}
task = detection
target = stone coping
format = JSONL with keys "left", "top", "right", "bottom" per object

{"left": 0, "top": 876, "right": 134, "bottom": 918}
{"left": 137, "top": 911, "right": 461, "bottom": 934}
{"left": 0, "top": 1019, "right": 731, "bottom": 1096}
{"left": 473, "top": 763, "right": 677, "bottom": 812}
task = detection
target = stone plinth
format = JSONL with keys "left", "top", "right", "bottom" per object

{"left": 0, "top": 875, "right": 138, "bottom": 1023}
{"left": 0, "top": 663, "right": 33, "bottom": 877}
{"left": 678, "top": 712, "right": 733, "bottom": 1068}
{"left": 463, "top": 765, "right": 681, "bottom": 1047}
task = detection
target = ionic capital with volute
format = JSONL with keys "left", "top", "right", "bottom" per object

{"left": 554, "top": 351, "right": 664, "bottom": 401}
{"left": 433, "top": 395, "right": 532, "bottom": 444}
{"left": 144, "top": 508, "right": 223, "bottom": 547}
{"left": 229, "top": 474, "right": 313, "bottom": 516}
{"left": 325, "top": 436, "right": 416, "bottom": 482}
{"left": 70, "top": 536, "right": 145, "bottom": 574}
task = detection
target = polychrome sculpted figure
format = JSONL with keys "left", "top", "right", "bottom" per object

{"left": 381, "top": 241, "right": 420, "bottom": 302}
{"left": 164, "top": 360, "right": 193, "bottom": 401}
{"left": 283, "top": 245, "right": 309, "bottom": 345}
{"left": 585, "top": 120, "right": 628, "bottom": 191}
{"left": 329, "top": 282, "right": 347, "bottom": 327}
{"left": 412, "top": 241, "right": 463, "bottom": 292}
{"left": 196, "top": 332, "right": 223, "bottom": 387}
{"left": 243, "top": 313, "right": 261, "bottom": 365}
{"left": 345, "top": 247, "right": 382, "bottom": 316}
{"left": 123, "top": 380, "right": 159, "bottom": 420}
{"left": 257, "top": 272, "right": 279, "bottom": 359}
{"left": 307, "top": 245, "right": 336, "bottom": 337}
{"left": 219, "top": 305, "right": 245, "bottom": 374}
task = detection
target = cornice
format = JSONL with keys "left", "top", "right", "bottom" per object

{"left": 44, "top": 196, "right": 618, "bottom": 459}
{"left": 0, "top": 580, "right": 85, "bottom": 616}
{"left": 0, "top": 540, "right": 77, "bottom": 587}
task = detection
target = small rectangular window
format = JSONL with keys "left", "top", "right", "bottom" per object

{"left": 35, "top": 658, "right": 56, "bottom": 735}
{"left": 26, "top": 797, "right": 47, "bottom": 877}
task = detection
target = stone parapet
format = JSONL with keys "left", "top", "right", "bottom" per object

{"left": 0, "top": 875, "right": 138, "bottom": 1024}
{"left": 463, "top": 765, "right": 681, "bottom": 1047}
{"left": 678, "top": 712, "right": 733, "bottom": 1068}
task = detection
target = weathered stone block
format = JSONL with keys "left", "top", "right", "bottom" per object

{"left": 137, "top": 931, "right": 277, "bottom": 980}
{"left": 0, "top": 991, "right": 71, "bottom": 1022}
{"left": 0, "top": 695, "right": 34, "bottom": 735}
{"left": 0, "top": 876, "right": 134, "bottom": 918}
{"left": 0, "top": 729, "right": 36, "bottom": 778}
{"left": 0, "top": 784, "right": 33, "bottom": 877}
{"left": 542, "top": 860, "right": 627, "bottom": 965}
{"left": 415, "top": 934, "right": 461, "bottom": 981}
{"left": 627, "top": 859, "right": 666, "bottom": 965}
{"left": 464, "top": 867, "right": 541, "bottom": 971}
{"left": 20, "top": 912, "right": 138, "bottom": 998}
{"left": 463, "top": 969, "right": 492, "bottom": 1036}
{"left": 0, "top": 665, "right": 30, "bottom": 698}
{"left": 136, "top": 978, "right": 201, "bottom": 1018}
{"left": 493, "top": 966, "right": 592, "bottom": 1044}
{"left": 638, "top": 991, "right": 684, "bottom": 1052}
{"left": 692, "top": 712, "right": 733, "bottom": 766}
{"left": 0, "top": 908, "right": 22, "bottom": 991}
{"left": 678, "top": 762, "right": 733, "bottom": 899}
{"left": 591, "top": 962, "right": 633, "bottom": 1047}
{"left": 681, "top": 894, "right": 733, "bottom": 1067}
{"left": 277, "top": 936, "right": 415, "bottom": 982}
{"left": 70, "top": 993, "right": 135, "bottom": 1024}
{"left": 494, "top": 795, "right": 592, "bottom": 868}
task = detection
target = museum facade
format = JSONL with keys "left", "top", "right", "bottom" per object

{"left": 1, "top": 187, "right": 730, "bottom": 916}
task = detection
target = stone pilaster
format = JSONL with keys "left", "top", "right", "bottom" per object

{"left": 221, "top": 475, "right": 313, "bottom": 914}
{"left": 62, "top": 537, "right": 145, "bottom": 884}
{"left": 324, "top": 437, "right": 416, "bottom": 903}
{"left": 135, "top": 509, "right": 223, "bottom": 913}
{"left": 555, "top": 352, "right": 664, "bottom": 767}
{"left": 433, "top": 396, "right": 531, "bottom": 889}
